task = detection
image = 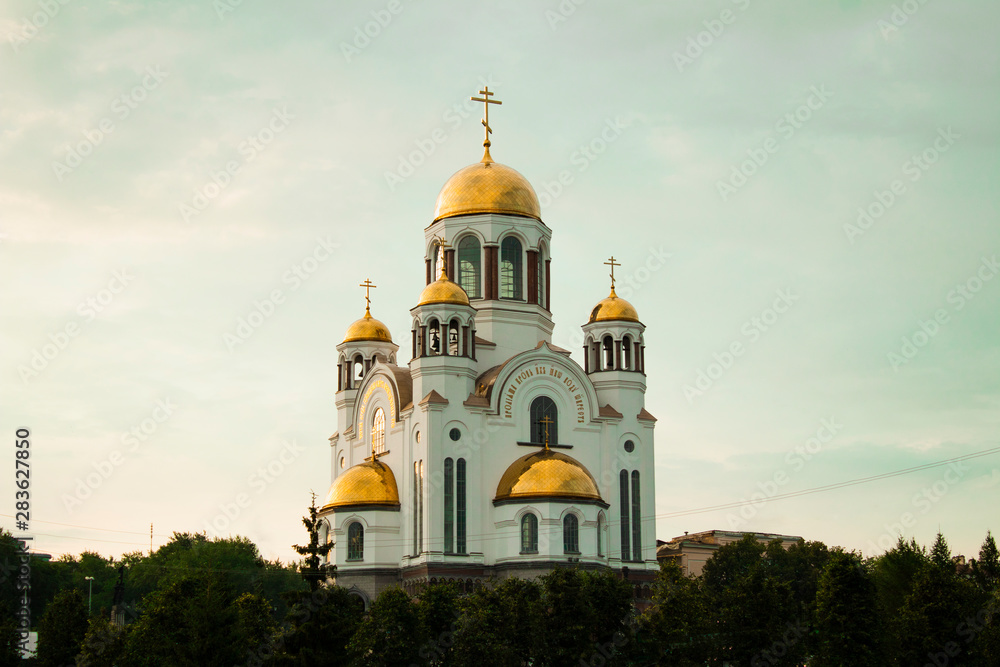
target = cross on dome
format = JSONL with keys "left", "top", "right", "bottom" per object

{"left": 604, "top": 256, "right": 621, "bottom": 291}
{"left": 471, "top": 86, "right": 502, "bottom": 149}
{"left": 359, "top": 278, "right": 377, "bottom": 315}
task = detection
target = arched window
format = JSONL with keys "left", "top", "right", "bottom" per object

{"left": 563, "top": 514, "right": 579, "bottom": 554}
{"left": 458, "top": 236, "right": 481, "bottom": 298}
{"left": 500, "top": 236, "right": 523, "bottom": 300}
{"left": 353, "top": 354, "right": 364, "bottom": 383}
{"left": 456, "top": 458, "right": 467, "bottom": 554}
{"left": 520, "top": 513, "right": 538, "bottom": 554}
{"left": 529, "top": 396, "right": 558, "bottom": 446}
{"left": 449, "top": 318, "right": 461, "bottom": 356}
{"left": 428, "top": 319, "right": 441, "bottom": 355}
{"left": 622, "top": 336, "right": 632, "bottom": 371}
{"left": 537, "top": 244, "right": 546, "bottom": 307}
{"left": 597, "top": 513, "right": 605, "bottom": 557}
{"left": 347, "top": 522, "right": 364, "bottom": 561}
{"left": 619, "top": 470, "right": 631, "bottom": 561}
{"left": 631, "top": 471, "right": 642, "bottom": 560}
{"left": 444, "top": 458, "right": 454, "bottom": 554}
{"left": 372, "top": 407, "right": 385, "bottom": 455}
{"left": 603, "top": 336, "right": 614, "bottom": 370}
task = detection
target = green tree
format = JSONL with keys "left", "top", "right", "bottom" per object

{"left": 292, "top": 494, "right": 334, "bottom": 592}
{"left": 269, "top": 585, "right": 363, "bottom": 666}
{"left": 452, "top": 577, "right": 543, "bottom": 666}
{"left": 415, "top": 583, "right": 459, "bottom": 665}
{"left": 35, "top": 588, "right": 88, "bottom": 667}
{"left": 76, "top": 616, "right": 127, "bottom": 667}
{"left": 896, "top": 563, "right": 978, "bottom": 666}
{"left": 348, "top": 587, "right": 422, "bottom": 666}
{"left": 813, "top": 550, "right": 881, "bottom": 666}
{"left": 871, "top": 536, "right": 929, "bottom": 660}
{"left": 972, "top": 531, "right": 999, "bottom": 593}
{"left": 931, "top": 531, "right": 952, "bottom": 570}
{"left": 637, "top": 560, "right": 710, "bottom": 666}
{"left": 0, "top": 600, "right": 22, "bottom": 667}
{"left": 701, "top": 534, "right": 798, "bottom": 665}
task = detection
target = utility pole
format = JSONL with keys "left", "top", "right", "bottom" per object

{"left": 84, "top": 576, "right": 94, "bottom": 615}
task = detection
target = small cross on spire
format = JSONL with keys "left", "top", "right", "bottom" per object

{"left": 471, "top": 86, "right": 502, "bottom": 149}
{"left": 604, "top": 256, "right": 621, "bottom": 291}
{"left": 434, "top": 237, "right": 451, "bottom": 280}
{"left": 359, "top": 279, "right": 377, "bottom": 315}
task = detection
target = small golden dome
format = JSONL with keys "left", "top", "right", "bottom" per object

{"left": 322, "top": 459, "right": 400, "bottom": 511}
{"left": 343, "top": 309, "right": 393, "bottom": 344}
{"left": 433, "top": 148, "right": 541, "bottom": 223}
{"left": 417, "top": 277, "right": 471, "bottom": 307}
{"left": 589, "top": 287, "right": 640, "bottom": 323}
{"left": 495, "top": 449, "right": 603, "bottom": 503}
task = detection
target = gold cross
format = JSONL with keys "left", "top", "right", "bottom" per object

{"left": 539, "top": 416, "right": 553, "bottom": 450}
{"left": 434, "top": 237, "right": 451, "bottom": 280}
{"left": 604, "top": 257, "right": 621, "bottom": 289}
{"left": 471, "top": 86, "right": 502, "bottom": 147}
{"left": 359, "top": 279, "right": 376, "bottom": 314}
{"left": 369, "top": 441, "right": 387, "bottom": 462}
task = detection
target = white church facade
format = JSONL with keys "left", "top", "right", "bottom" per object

{"left": 318, "top": 89, "right": 658, "bottom": 604}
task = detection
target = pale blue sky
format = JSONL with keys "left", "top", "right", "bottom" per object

{"left": 1, "top": 0, "right": 997, "bottom": 563}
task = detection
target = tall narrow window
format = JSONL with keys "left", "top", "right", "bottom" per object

{"left": 444, "top": 458, "right": 454, "bottom": 553}
{"left": 619, "top": 470, "right": 631, "bottom": 561}
{"left": 458, "top": 236, "right": 481, "bottom": 298}
{"left": 631, "top": 471, "right": 642, "bottom": 561}
{"left": 449, "top": 318, "right": 460, "bottom": 356}
{"left": 418, "top": 461, "right": 424, "bottom": 554}
{"left": 457, "top": 458, "right": 467, "bottom": 554}
{"left": 622, "top": 336, "right": 632, "bottom": 371}
{"left": 597, "top": 513, "right": 605, "bottom": 557}
{"left": 500, "top": 237, "right": 523, "bottom": 300}
{"left": 413, "top": 463, "right": 419, "bottom": 556}
{"left": 603, "top": 336, "right": 614, "bottom": 370}
{"left": 347, "top": 522, "right": 364, "bottom": 561}
{"left": 372, "top": 408, "right": 385, "bottom": 455}
{"left": 529, "top": 396, "right": 558, "bottom": 445}
{"left": 537, "top": 246, "right": 545, "bottom": 307}
{"left": 563, "top": 514, "right": 579, "bottom": 554}
{"left": 353, "top": 354, "right": 365, "bottom": 383}
{"left": 520, "top": 513, "right": 538, "bottom": 554}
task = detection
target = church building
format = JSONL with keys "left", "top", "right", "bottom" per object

{"left": 318, "top": 88, "right": 658, "bottom": 605}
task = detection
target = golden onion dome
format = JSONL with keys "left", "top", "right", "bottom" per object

{"left": 433, "top": 147, "right": 541, "bottom": 223}
{"left": 343, "top": 308, "right": 393, "bottom": 344}
{"left": 589, "top": 287, "right": 640, "bottom": 323}
{"left": 417, "top": 276, "right": 471, "bottom": 307}
{"left": 322, "top": 459, "right": 400, "bottom": 511}
{"left": 494, "top": 449, "right": 603, "bottom": 504}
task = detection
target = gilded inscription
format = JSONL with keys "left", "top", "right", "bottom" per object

{"left": 502, "top": 365, "right": 586, "bottom": 423}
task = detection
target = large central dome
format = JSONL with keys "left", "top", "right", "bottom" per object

{"left": 433, "top": 147, "right": 541, "bottom": 223}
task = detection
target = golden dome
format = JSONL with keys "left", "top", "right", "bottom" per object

{"left": 343, "top": 309, "right": 393, "bottom": 344}
{"left": 433, "top": 147, "right": 541, "bottom": 223}
{"left": 589, "top": 287, "right": 640, "bottom": 323}
{"left": 417, "top": 269, "right": 471, "bottom": 307}
{"left": 494, "top": 449, "right": 603, "bottom": 504}
{"left": 322, "top": 459, "right": 400, "bottom": 511}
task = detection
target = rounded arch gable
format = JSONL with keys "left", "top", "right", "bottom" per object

{"left": 491, "top": 348, "right": 600, "bottom": 427}
{"left": 353, "top": 371, "right": 401, "bottom": 438}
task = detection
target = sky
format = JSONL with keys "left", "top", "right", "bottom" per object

{"left": 1, "top": 0, "right": 998, "bottom": 565}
